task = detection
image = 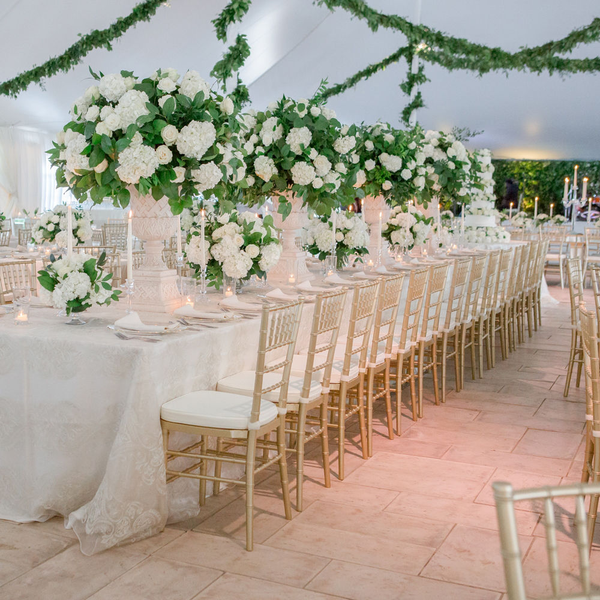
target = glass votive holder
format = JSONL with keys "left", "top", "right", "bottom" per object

{"left": 286, "top": 259, "right": 297, "bottom": 286}
{"left": 223, "top": 275, "right": 236, "bottom": 298}
{"left": 181, "top": 277, "right": 197, "bottom": 307}
{"left": 13, "top": 287, "right": 31, "bottom": 325}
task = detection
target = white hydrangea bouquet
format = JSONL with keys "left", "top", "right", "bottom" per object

{"left": 469, "top": 149, "right": 495, "bottom": 202}
{"left": 38, "top": 252, "right": 121, "bottom": 315}
{"left": 47, "top": 68, "right": 246, "bottom": 213}
{"left": 463, "top": 227, "right": 510, "bottom": 244}
{"left": 430, "top": 222, "right": 453, "bottom": 249}
{"left": 533, "top": 213, "right": 550, "bottom": 228}
{"left": 31, "top": 205, "right": 93, "bottom": 247}
{"left": 511, "top": 211, "right": 532, "bottom": 228}
{"left": 382, "top": 205, "right": 433, "bottom": 252}
{"left": 349, "top": 124, "right": 433, "bottom": 205}
{"left": 420, "top": 130, "right": 472, "bottom": 203}
{"left": 553, "top": 214, "right": 568, "bottom": 225}
{"left": 302, "top": 210, "right": 370, "bottom": 268}
{"left": 240, "top": 95, "right": 349, "bottom": 218}
{"left": 184, "top": 203, "right": 282, "bottom": 289}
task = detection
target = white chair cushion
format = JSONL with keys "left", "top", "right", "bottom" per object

{"left": 217, "top": 371, "right": 322, "bottom": 403}
{"left": 391, "top": 338, "right": 413, "bottom": 356}
{"left": 161, "top": 390, "right": 278, "bottom": 429}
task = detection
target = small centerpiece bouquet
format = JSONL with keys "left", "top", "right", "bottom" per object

{"left": 47, "top": 68, "right": 246, "bottom": 213}
{"left": 533, "top": 213, "right": 550, "bottom": 228}
{"left": 382, "top": 205, "right": 433, "bottom": 252}
{"left": 511, "top": 211, "right": 531, "bottom": 228}
{"left": 31, "top": 205, "right": 93, "bottom": 247}
{"left": 302, "top": 210, "right": 370, "bottom": 268}
{"left": 38, "top": 252, "right": 121, "bottom": 318}
{"left": 463, "top": 227, "right": 510, "bottom": 244}
{"left": 184, "top": 203, "right": 282, "bottom": 289}
{"left": 552, "top": 214, "right": 568, "bottom": 225}
{"left": 430, "top": 222, "right": 453, "bottom": 249}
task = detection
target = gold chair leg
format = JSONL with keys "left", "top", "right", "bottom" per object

{"left": 469, "top": 326, "right": 477, "bottom": 381}
{"left": 296, "top": 403, "right": 307, "bottom": 512}
{"left": 477, "top": 319, "right": 484, "bottom": 379}
{"left": 245, "top": 431, "right": 257, "bottom": 552}
{"left": 431, "top": 339, "right": 440, "bottom": 406}
{"left": 199, "top": 436, "right": 207, "bottom": 507}
{"left": 276, "top": 418, "right": 292, "bottom": 521}
{"left": 409, "top": 349, "right": 418, "bottom": 422}
{"left": 417, "top": 342, "right": 425, "bottom": 418}
{"left": 440, "top": 333, "right": 448, "bottom": 403}
{"left": 490, "top": 315, "right": 496, "bottom": 368}
{"left": 394, "top": 357, "right": 403, "bottom": 435}
{"left": 366, "top": 370, "right": 375, "bottom": 457}
{"left": 213, "top": 437, "right": 223, "bottom": 495}
{"left": 320, "top": 399, "right": 331, "bottom": 489}
{"left": 485, "top": 318, "right": 493, "bottom": 371}
{"left": 357, "top": 377, "right": 369, "bottom": 460}
{"left": 338, "top": 387, "right": 347, "bottom": 480}
{"left": 564, "top": 329, "right": 578, "bottom": 397}
{"left": 459, "top": 325, "right": 466, "bottom": 390}
{"left": 384, "top": 361, "right": 394, "bottom": 440}
{"left": 453, "top": 331, "right": 461, "bottom": 391}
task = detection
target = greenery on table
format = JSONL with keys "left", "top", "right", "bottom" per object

{"left": 492, "top": 160, "right": 600, "bottom": 215}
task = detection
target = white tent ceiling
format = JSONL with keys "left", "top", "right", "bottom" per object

{"left": 0, "top": 0, "right": 599, "bottom": 159}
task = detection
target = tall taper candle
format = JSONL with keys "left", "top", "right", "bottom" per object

{"left": 331, "top": 209, "right": 337, "bottom": 255}
{"left": 574, "top": 165, "right": 579, "bottom": 192}
{"left": 200, "top": 209, "right": 206, "bottom": 267}
{"left": 437, "top": 202, "right": 441, "bottom": 227}
{"left": 534, "top": 197, "right": 538, "bottom": 219}
{"left": 127, "top": 210, "right": 133, "bottom": 281}
{"left": 378, "top": 211, "right": 382, "bottom": 258}
{"left": 509, "top": 202, "right": 513, "bottom": 221}
{"left": 361, "top": 198, "right": 365, "bottom": 221}
{"left": 176, "top": 215, "right": 182, "bottom": 255}
{"left": 582, "top": 177, "right": 589, "bottom": 202}
{"left": 460, "top": 204, "right": 465, "bottom": 238}
{"left": 563, "top": 178, "right": 569, "bottom": 202}
{"left": 550, "top": 204, "right": 554, "bottom": 218}
{"left": 67, "top": 204, "right": 73, "bottom": 258}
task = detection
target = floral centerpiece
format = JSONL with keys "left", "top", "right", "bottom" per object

{"left": 463, "top": 227, "right": 510, "bottom": 244}
{"left": 47, "top": 68, "right": 246, "bottom": 213}
{"left": 533, "top": 213, "right": 550, "bottom": 228}
{"left": 430, "top": 222, "right": 453, "bottom": 249}
{"left": 31, "top": 205, "right": 93, "bottom": 247}
{"left": 38, "top": 252, "right": 121, "bottom": 317}
{"left": 184, "top": 202, "right": 282, "bottom": 289}
{"left": 302, "top": 210, "right": 370, "bottom": 268}
{"left": 382, "top": 205, "right": 433, "bottom": 252}
{"left": 552, "top": 214, "right": 568, "bottom": 225}
{"left": 511, "top": 211, "right": 531, "bottom": 228}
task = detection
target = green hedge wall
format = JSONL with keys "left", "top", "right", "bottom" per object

{"left": 492, "top": 159, "right": 600, "bottom": 215}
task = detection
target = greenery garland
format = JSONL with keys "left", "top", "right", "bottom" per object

{"left": 0, "top": 0, "right": 165, "bottom": 98}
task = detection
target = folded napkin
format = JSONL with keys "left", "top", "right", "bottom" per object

{"left": 114, "top": 311, "right": 175, "bottom": 332}
{"left": 296, "top": 280, "right": 341, "bottom": 293}
{"left": 353, "top": 272, "right": 371, "bottom": 279}
{"left": 265, "top": 288, "right": 300, "bottom": 301}
{"left": 173, "top": 305, "right": 236, "bottom": 320}
{"left": 219, "top": 295, "right": 263, "bottom": 311}
{"left": 325, "top": 273, "right": 357, "bottom": 286}
{"left": 375, "top": 265, "right": 391, "bottom": 274}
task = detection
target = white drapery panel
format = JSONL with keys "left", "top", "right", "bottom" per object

{"left": 0, "top": 126, "right": 64, "bottom": 217}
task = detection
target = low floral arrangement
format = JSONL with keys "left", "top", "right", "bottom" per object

{"left": 348, "top": 124, "right": 432, "bottom": 206}
{"left": 430, "top": 222, "right": 453, "bottom": 248}
{"left": 185, "top": 204, "right": 282, "bottom": 288}
{"left": 302, "top": 210, "right": 370, "bottom": 268}
{"left": 440, "top": 209, "right": 455, "bottom": 224}
{"left": 552, "top": 214, "right": 568, "bottom": 225}
{"left": 31, "top": 205, "right": 93, "bottom": 247}
{"left": 38, "top": 252, "right": 121, "bottom": 314}
{"left": 510, "top": 211, "right": 531, "bottom": 228}
{"left": 533, "top": 213, "right": 550, "bottom": 227}
{"left": 463, "top": 226, "right": 510, "bottom": 244}
{"left": 382, "top": 205, "right": 433, "bottom": 251}
{"left": 47, "top": 68, "right": 245, "bottom": 213}
{"left": 239, "top": 95, "right": 349, "bottom": 218}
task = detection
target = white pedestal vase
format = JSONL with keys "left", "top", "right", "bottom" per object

{"left": 130, "top": 190, "right": 181, "bottom": 313}
{"left": 268, "top": 191, "right": 313, "bottom": 284}
{"left": 363, "top": 195, "right": 390, "bottom": 264}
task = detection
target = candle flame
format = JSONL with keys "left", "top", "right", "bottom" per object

{"left": 575, "top": 165, "right": 579, "bottom": 170}
{"left": 129, "top": 209, "right": 133, "bottom": 219}
{"left": 584, "top": 177, "right": 589, "bottom": 182}
{"left": 510, "top": 202, "right": 513, "bottom": 207}
{"left": 565, "top": 177, "right": 570, "bottom": 182}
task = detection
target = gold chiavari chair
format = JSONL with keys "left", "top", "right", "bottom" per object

{"left": 163, "top": 247, "right": 178, "bottom": 269}
{"left": 504, "top": 244, "right": 524, "bottom": 354}
{"left": 1, "top": 218, "right": 11, "bottom": 231}
{"left": 522, "top": 240, "right": 542, "bottom": 337}
{"left": 101, "top": 223, "right": 128, "bottom": 251}
{"left": 364, "top": 273, "right": 405, "bottom": 455}
{"left": 534, "top": 239, "right": 550, "bottom": 330}
{"left": 545, "top": 231, "right": 569, "bottom": 288}
{"left": 414, "top": 262, "right": 450, "bottom": 418}
{"left": 578, "top": 303, "right": 600, "bottom": 549}
{"left": 0, "top": 260, "right": 38, "bottom": 304}
{"left": 437, "top": 257, "right": 471, "bottom": 401}
{"left": 460, "top": 254, "right": 487, "bottom": 386}
{"left": 564, "top": 257, "right": 585, "bottom": 397}
{"left": 513, "top": 243, "right": 530, "bottom": 349}
{"left": 217, "top": 289, "right": 347, "bottom": 511}
{"left": 132, "top": 250, "right": 146, "bottom": 269}
{"left": 491, "top": 248, "right": 513, "bottom": 365}
{"left": 326, "top": 280, "right": 379, "bottom": 479}
{"left": 161, "top": 300, "right": 304, "bottom": 551}
{"left": 91, "top": 229, "right": 104, "bottom": 245}
{"left": 583, "top": 228, "right": 600, "bottom": 284}
{"left": 474, "top": 250, "right": 500, "bottom": 377}
{"left": 17, "top": 228, "right": 32, "bottom": 247}
{"left": 390, "top": 267, "right": 430, "bottom": 433}
{"left": 494, "top": 480, "right": 600, "bottom": 600}
{"left": 0, "top": 230, "right": 11, "bottom": 246}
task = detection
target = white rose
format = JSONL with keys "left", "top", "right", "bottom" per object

{"left": 56, "top": 131, "right": 65, "bottom": 145}
{"left": 365, "top": 140, "right": 374, "bottom": 151}
{"left": 310, "top": 106, "right": 321, "bottom": 117}
{"left": 156, "top": 145, "right": 173, "bottom": 165}
{"left": 312, "top": 177, "right": 324, "bottom": 189}
{"left": 365, "top": 159, "right": 376, "bottom": 171}
{"left": 220, "top": 97, "right": 235, "bottom": 116}
{"left": 95, "top": 122, "right": 112, "bottom": 137}
{"left": 382, "top": 180, "right": 392, "bottom": 191}
{"left": 161, "top": 124, "right": 179, "bottom": 146}
{"left": 335, "top": 231, "right": 344, "bottom": 242}
{"left": 401, "top": 168, "right": 412, "bottom": 180}
{"left": 157, "top": 77, "right": 177, "bottom": 93}
{"left": 104, "top": 113, "right": 121, "bottom": 131}
{"left": 173, "top": 166, "right": 186, "bottom": 183}
{"left": 85, "top": 105, "right": 100, "bottom": 121}
{"left": 246, "top": 244, "right": 260, "bottom": 258}
{"left": 94, "top": 159, "right": 108, "bottom": 173}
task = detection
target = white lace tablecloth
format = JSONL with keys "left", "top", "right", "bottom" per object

{"left": 0, "top": 301, "right": 264, "bottom": 554}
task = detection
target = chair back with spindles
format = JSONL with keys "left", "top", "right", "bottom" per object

{"left": 1, "top": 218, "right": 11, "bottom": 232}
{"left": 102, "top": 223, "right": 128, "bottom": 250}
{"left": 441, "top": 257, "right": 471, "bottom": 333}
{"left": 463, "top": 254, "right": 487, "bottom": 323}
{"left": 251, "top": 300, "right": 304, "bottom": 426}
{"left": 589, "top": 267, "right": 600, "bottom": 329}
{"left": 493, "top": 480, "right": 600, "bottom": 600}
{"left": 536, "top": 240, "right": 549, "bottom": 288}
{"left": 338, "top": 280, "right": 380, "bottom": 382}
{"left": 481, "top": 251, "right": 501, "bottom": 315}
{"left": 566, "top": 257, "right": 584, "bottom": 328}
{"left": 0, "top": 230, "right": 10, "bottom": 246}
{"left": 524, "top": 241, "right": 539, "bottom": 291}
{"left": 298, "top": 289, "right": 347, "bottom": 402}
{"left": 396, "top": 267, "right": 429, "bottom": 352}
{"left": 517, "top": 243, "right": 531, "bottom": 295}
{"left": 580, "top": 304, "right": 600, "bottom": 435}
{"left": 506, "top": 244, "right": 523, "bottom": 301}
{"left": 368, "top": 274, "right": 405, "bottom": 366}
{"left": 17, "top": 228, "right": 32, "bottom": 246}
{"left": 494, "top": 248, "right": 513, "bottom": 309}
{"left": 419, "top": 262, "right": 450, "bottom": 340}
{"left": 0, "top": 260, "right": 38, "bottom": 304}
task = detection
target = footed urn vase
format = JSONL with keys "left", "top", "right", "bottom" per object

{"left": 362, "top": 195, "right": 390, "bottom": 263}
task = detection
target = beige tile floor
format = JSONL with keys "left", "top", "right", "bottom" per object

{"left": 1, "top": 276, "right": 599, "bottom": 600}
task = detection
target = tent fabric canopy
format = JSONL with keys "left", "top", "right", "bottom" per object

{"left": 0, "top": 0, "right": 598, "bottom": 161}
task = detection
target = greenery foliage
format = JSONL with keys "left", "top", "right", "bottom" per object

{"left": 0, "top": 0, "right": 165, "bottom": 98}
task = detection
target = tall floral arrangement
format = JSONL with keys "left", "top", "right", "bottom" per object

{"left": 31, "top": 205, "right": 93, "bottom": 247}
{"left": 348, "top": 124, "right": 433, "bottom": 205}
{"left": 302, "top": 210, "right": 370, "bottom": 267}
{"left": 38, "top": 252, "right": 121, "bottom": 314}
{"left": 47, "top": 68, "right": 246, "bottom": 214}
{"left": 382, "top": 205, "right": 433, "bottom": 251}
{"left": 184, "top": 203, "right": 282, "bottom": 288}
{"left": 469, "top": 149, "right": 495, "bottom": 202}
{"left": 239, "top": 95, "right": 350, "bottom": 218}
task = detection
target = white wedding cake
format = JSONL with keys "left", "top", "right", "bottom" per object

{"left": 464, "top": 200, "right": 497, "bottom": 228}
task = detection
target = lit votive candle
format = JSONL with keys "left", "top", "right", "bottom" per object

{"left": 224, "top": 286, "right": 233, "bottom": 298}
{"left": 288, "top": 273, "right": 296, "bottom": 284}
{"left": 15, "top": 310, "right": 28, "bottom": 325}
{"left": 185, "top": 295, "right": 194, "bottom": 307}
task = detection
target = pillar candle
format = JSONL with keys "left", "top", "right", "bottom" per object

{"left": 67, "top": 204, "right": 73, "bottom": 258}
{"left": 200, "top": 209, "right": 206, "bottom": 267}
{"left": 582, "top": 177, "right": 588, "bottom": 202}
{"left": 176, "top": 215, "right": 182, "bottom": 254}
{"left": 127, "top": 210, "right": 133, "bottom": 281}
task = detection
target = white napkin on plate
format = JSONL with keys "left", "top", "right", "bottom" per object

{"left": 114, "top": 311, "right": 175, "bottom": 332}
{"left": 296, "top": 280, "right": 340, "bottom": 293}
{"left": 265, "top": 288, "right": 299, "bottom": 301}
{"left": 353, "top": 272, "right": 371, "bottom": 279}
{"left": 375, "top": 265, "right": 391, "bottom": 274}
{"left": 173, "top": 305, "right": 236, "bottom": 320}
{"left": 324, "top": 273, "right": 358, "bottom": 286}
{"left": 219, "top": 295, "right": 263, "bottom": 311}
